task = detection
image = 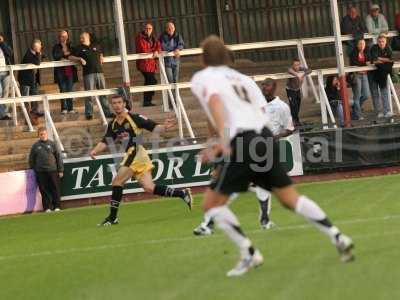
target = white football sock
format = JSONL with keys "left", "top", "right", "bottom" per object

{"left": 201, "top": 215, "right": 213, "bottom": 228}
{"left": 295, "top": 195, "right": 340, "bottom": 241}
{"left": 206, "top": 205, "right": 252, "bottom": 256}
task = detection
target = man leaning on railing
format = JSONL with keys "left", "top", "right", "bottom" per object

{"left": 68, "top": 32, "right": 113, "bottom": 120}
{"left": 18, "top": 38, "right": 45, "bottom": 125}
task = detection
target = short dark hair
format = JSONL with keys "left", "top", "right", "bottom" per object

{"left": 292, "top": 57, "right": 301, "bottom": 63}
{"left": 111, "top": 94, "right": 124, "bottom": 101}
{"left": 262, "top": 78, "right": 277, "bottom": 87}
{"left": 37, "top": 126, "right": 47, "bottom": 134}
{"left": 201, "top": 35, "right": 231, "bottom": 66}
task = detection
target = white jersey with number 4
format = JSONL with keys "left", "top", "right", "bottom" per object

{"left": 191, "top": 66, "right": 266, "bottom": 140}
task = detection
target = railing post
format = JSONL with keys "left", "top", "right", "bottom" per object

{"left": 297, "top": 40, "right": 320, "bottom": 104}
{"left": 158, "top": 54, "right": 170, "bottom": 112}
{"left": 43, "top": 95, "right": 66, "bottom": 158}
{"left": 9, "top": 69, "right": 33, "bottom": 131}
{"left": 176, "top": 86, "right": 184, "bottom": 140}
{"left": 8, "top": 66, "right": 17, "bottom": 126}
{"left": 94, "top": 95, "right": 108, "bottom": 126}
{"left": 317, "top": 72, "right": 329, "bottom": 129}
{"left": 387, "top": 75, "right": 400, "bottom": 114}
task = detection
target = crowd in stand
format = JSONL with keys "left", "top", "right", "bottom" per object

{"left": 287, "top": 4, "right": 400, "bottom": 127}
{"left": 0, "top": 4, "right": 399, "bottom": 127}
{"left": 0, "top": 21, "right": 184, "bottom": 124}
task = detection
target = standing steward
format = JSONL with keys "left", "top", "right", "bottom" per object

{"left": 29, "top": 127, "right": 64, "bottom": 212}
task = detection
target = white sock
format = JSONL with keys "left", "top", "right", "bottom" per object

{"left": 295, "top": 196, "right": 340, "bottom": 241}
{"left": 206, "top": 206, "right": 252, "bottom": 256}
{"left": 201, "top": 215, "right": 213, "bottom": 228}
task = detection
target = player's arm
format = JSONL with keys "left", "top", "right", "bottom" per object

{"left": 152, "top": 118, "right": 176, "bottom": 134}
{"left": 201, "top": 94, "right": 230, "bottom": 161}
{"left": 90, "top": 122, "right": 113, "bottom": 159}
{"left": 89, "top": 142, "right": 107, "bottom": 160}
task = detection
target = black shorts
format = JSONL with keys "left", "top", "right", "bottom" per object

{"left": 210, "top": 127, "right": 292, "bottom": 195}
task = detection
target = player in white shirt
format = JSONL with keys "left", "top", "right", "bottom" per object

{"left": 191, "top": 35, "right": 354, "bottom": 277}
{"left": 193, "top": 78, "right": 294, "bottom": 235}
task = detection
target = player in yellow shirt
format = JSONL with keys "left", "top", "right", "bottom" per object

{"left": 90, "top": 95, "right": 192, "bottom": 226}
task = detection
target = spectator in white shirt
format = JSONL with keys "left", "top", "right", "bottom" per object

{"left": 365, "top": 4, "right": 389, "bottom": 43}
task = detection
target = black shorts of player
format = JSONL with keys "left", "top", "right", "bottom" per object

{"left": 210, "top": 127, "right": 292, "bottom": 195}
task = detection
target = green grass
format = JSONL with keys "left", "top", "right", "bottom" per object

{"left": 1, "top": 174, "right": 400, "bottom": 300}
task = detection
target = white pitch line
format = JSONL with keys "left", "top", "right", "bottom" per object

{"left": 0, "top": 214, "right": 399, "bottom": 262}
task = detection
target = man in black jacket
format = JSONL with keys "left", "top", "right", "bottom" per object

{"left": 0, "top": 33, "right": 13, "bottom": 120}
{"left": 18, "top": 39, "right": 44, "bottom": 119}
{"left": 53, "top": 30, "right": 78, "bottom": 114}
{"left": 29, "top": 127, "right": 64, "bottom": 212}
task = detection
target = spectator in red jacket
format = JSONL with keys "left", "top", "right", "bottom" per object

{"left": 135, "top": 23, "right": 161, "bottom": 107}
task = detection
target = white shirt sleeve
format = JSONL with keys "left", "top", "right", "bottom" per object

{"left": 282, "top": 103, "right": 295, "bottom": 131}
{"left": 191, "top": 73, "right": 221, "bottom": 105}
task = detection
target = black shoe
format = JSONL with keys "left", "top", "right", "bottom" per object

{"left": 85, "top": 115, "right": 93, "bottom": 120}
{"left": 0, "top": 115, "right": 12, "bottom": 120}
{"left": 182, "top": 188, "right": 193, "bottom": 210}
{"left": 98, "top": 217, "right": 119, "bottom": 227}
{"left": 143, "top": 102, "right": 156, "bottom": 107}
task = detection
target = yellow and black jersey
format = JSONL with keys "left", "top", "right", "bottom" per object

{"left": 102, "top": 113, "right": 158, "bottom": 178}
{"left": 101, "top": 112, "right": 158, "bottom": 151}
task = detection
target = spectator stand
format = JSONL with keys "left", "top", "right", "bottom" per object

{"left": 0, "top": 31, "right": 399, "bottom": 156}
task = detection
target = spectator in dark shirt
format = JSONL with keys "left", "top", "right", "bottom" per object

{"left": 160, "top": 21, "right": 184, "bottom": 84}
{"left": 18, "top": 39, "right": 45, "bottom": 120}
{"left": 29, "top": 127, "right": 64, "bottom": 212}
{"left": 349, "top": 39, "right": 370, "bottom": 120}
{"left": 341, "top": 5, "right": 367, "bottom": 56}
{"left": 369, "top": 34, "right": 393, "bottom": 118}
{"left": 325, "top": 75, "right": 345, "bottom": 127}
{"left": 136, "top": 23, "right": 161, "bottom": 107}
{"left": 0, "top": 33, "right": 13, "bottom": 120}
{"left": 286, "top": 58, "right": 311, "bottom": 127}
{"left": 52, "top": 30, "right": 78, "bottom": 114}
{"left": 69, "top": 32, "right": 112, "bottom": 119}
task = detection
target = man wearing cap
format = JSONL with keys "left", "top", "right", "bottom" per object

{"left": 365, "top": 4, "right": 389, "bottom": 41}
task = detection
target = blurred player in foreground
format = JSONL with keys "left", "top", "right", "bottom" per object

{"left": 90, "top": 95, "right": 193, "bottom": 226}
{"left": 190, "top": 35, "right": 354, "bottom": 277}
{"left": 193, "top": 77, "right": 294, "bottom": 235}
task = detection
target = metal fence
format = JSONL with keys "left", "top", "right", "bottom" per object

{"left": 1, "top": 0, "right": 400, "bottom": 62}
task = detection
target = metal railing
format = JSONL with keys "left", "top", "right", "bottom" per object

{"left": 0, "top": 31, "right": 398, "bottom": 154}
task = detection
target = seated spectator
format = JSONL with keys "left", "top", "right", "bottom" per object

{"left": 369, "top": 34, "right": 393, "bottom": 118}
{"left": 365, "top": 4, "right": 389, "bottom": 41}
{"left": 18, "top": 39, "right": 45, "bottom": 123}
{"left": 341, "top": 5, "right": 367, "bottom": 55}
{"left": 160, "top": 21, "right": 184, "bottom": 84}
{"left": 29, "top": 127, "right": 63, "bottom": 213}
{"left": 69, "top": 32, "right": 112, "bottom": 120}
{"left": 349, "top": 39, "right": 370, "bottom": 120}
{"left": 325, "top": 76, "right": 345, "bottom": 127}
{"left": 286, "top": 58, "right": 311, "bottom": 127}
{"left": 52, "top": 30, "right": 78, "bottom": 114}
{"left": 0, "top": 33, "right": 13, "bottom": 120}
{"left": 136, "top": 23, "right": 161, "bottom": 107}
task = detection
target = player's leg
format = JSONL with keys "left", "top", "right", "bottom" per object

{"left": 137, "top": 171, "right": 193, "bottom": 210}
{"left": 193, "top": 193, "right": 239, "bottom": 236}
{"left": 203, "top": 188, "right": 263, "bottom": 277}
{"left": 98, "top": 166, "right": 133, "bottom": 226}
{"left": 272, "top": 185, "right": 354, "bottom": 262}
{"left": 254, "top": 187, "right": 274, "bottom": 229}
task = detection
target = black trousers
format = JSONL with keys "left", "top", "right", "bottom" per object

{"left": 141, "top": 72, "right": 157, "bottom": 105}
{"left": 35, "top": 171, "right": 61, "bottom": 210}
{"left": 286, "top": 88, "right": 302, "bottom": 124}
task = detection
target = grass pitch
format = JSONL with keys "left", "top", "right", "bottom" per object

{"left": 1, "top": 174, "right": 400, "bottom": 300}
